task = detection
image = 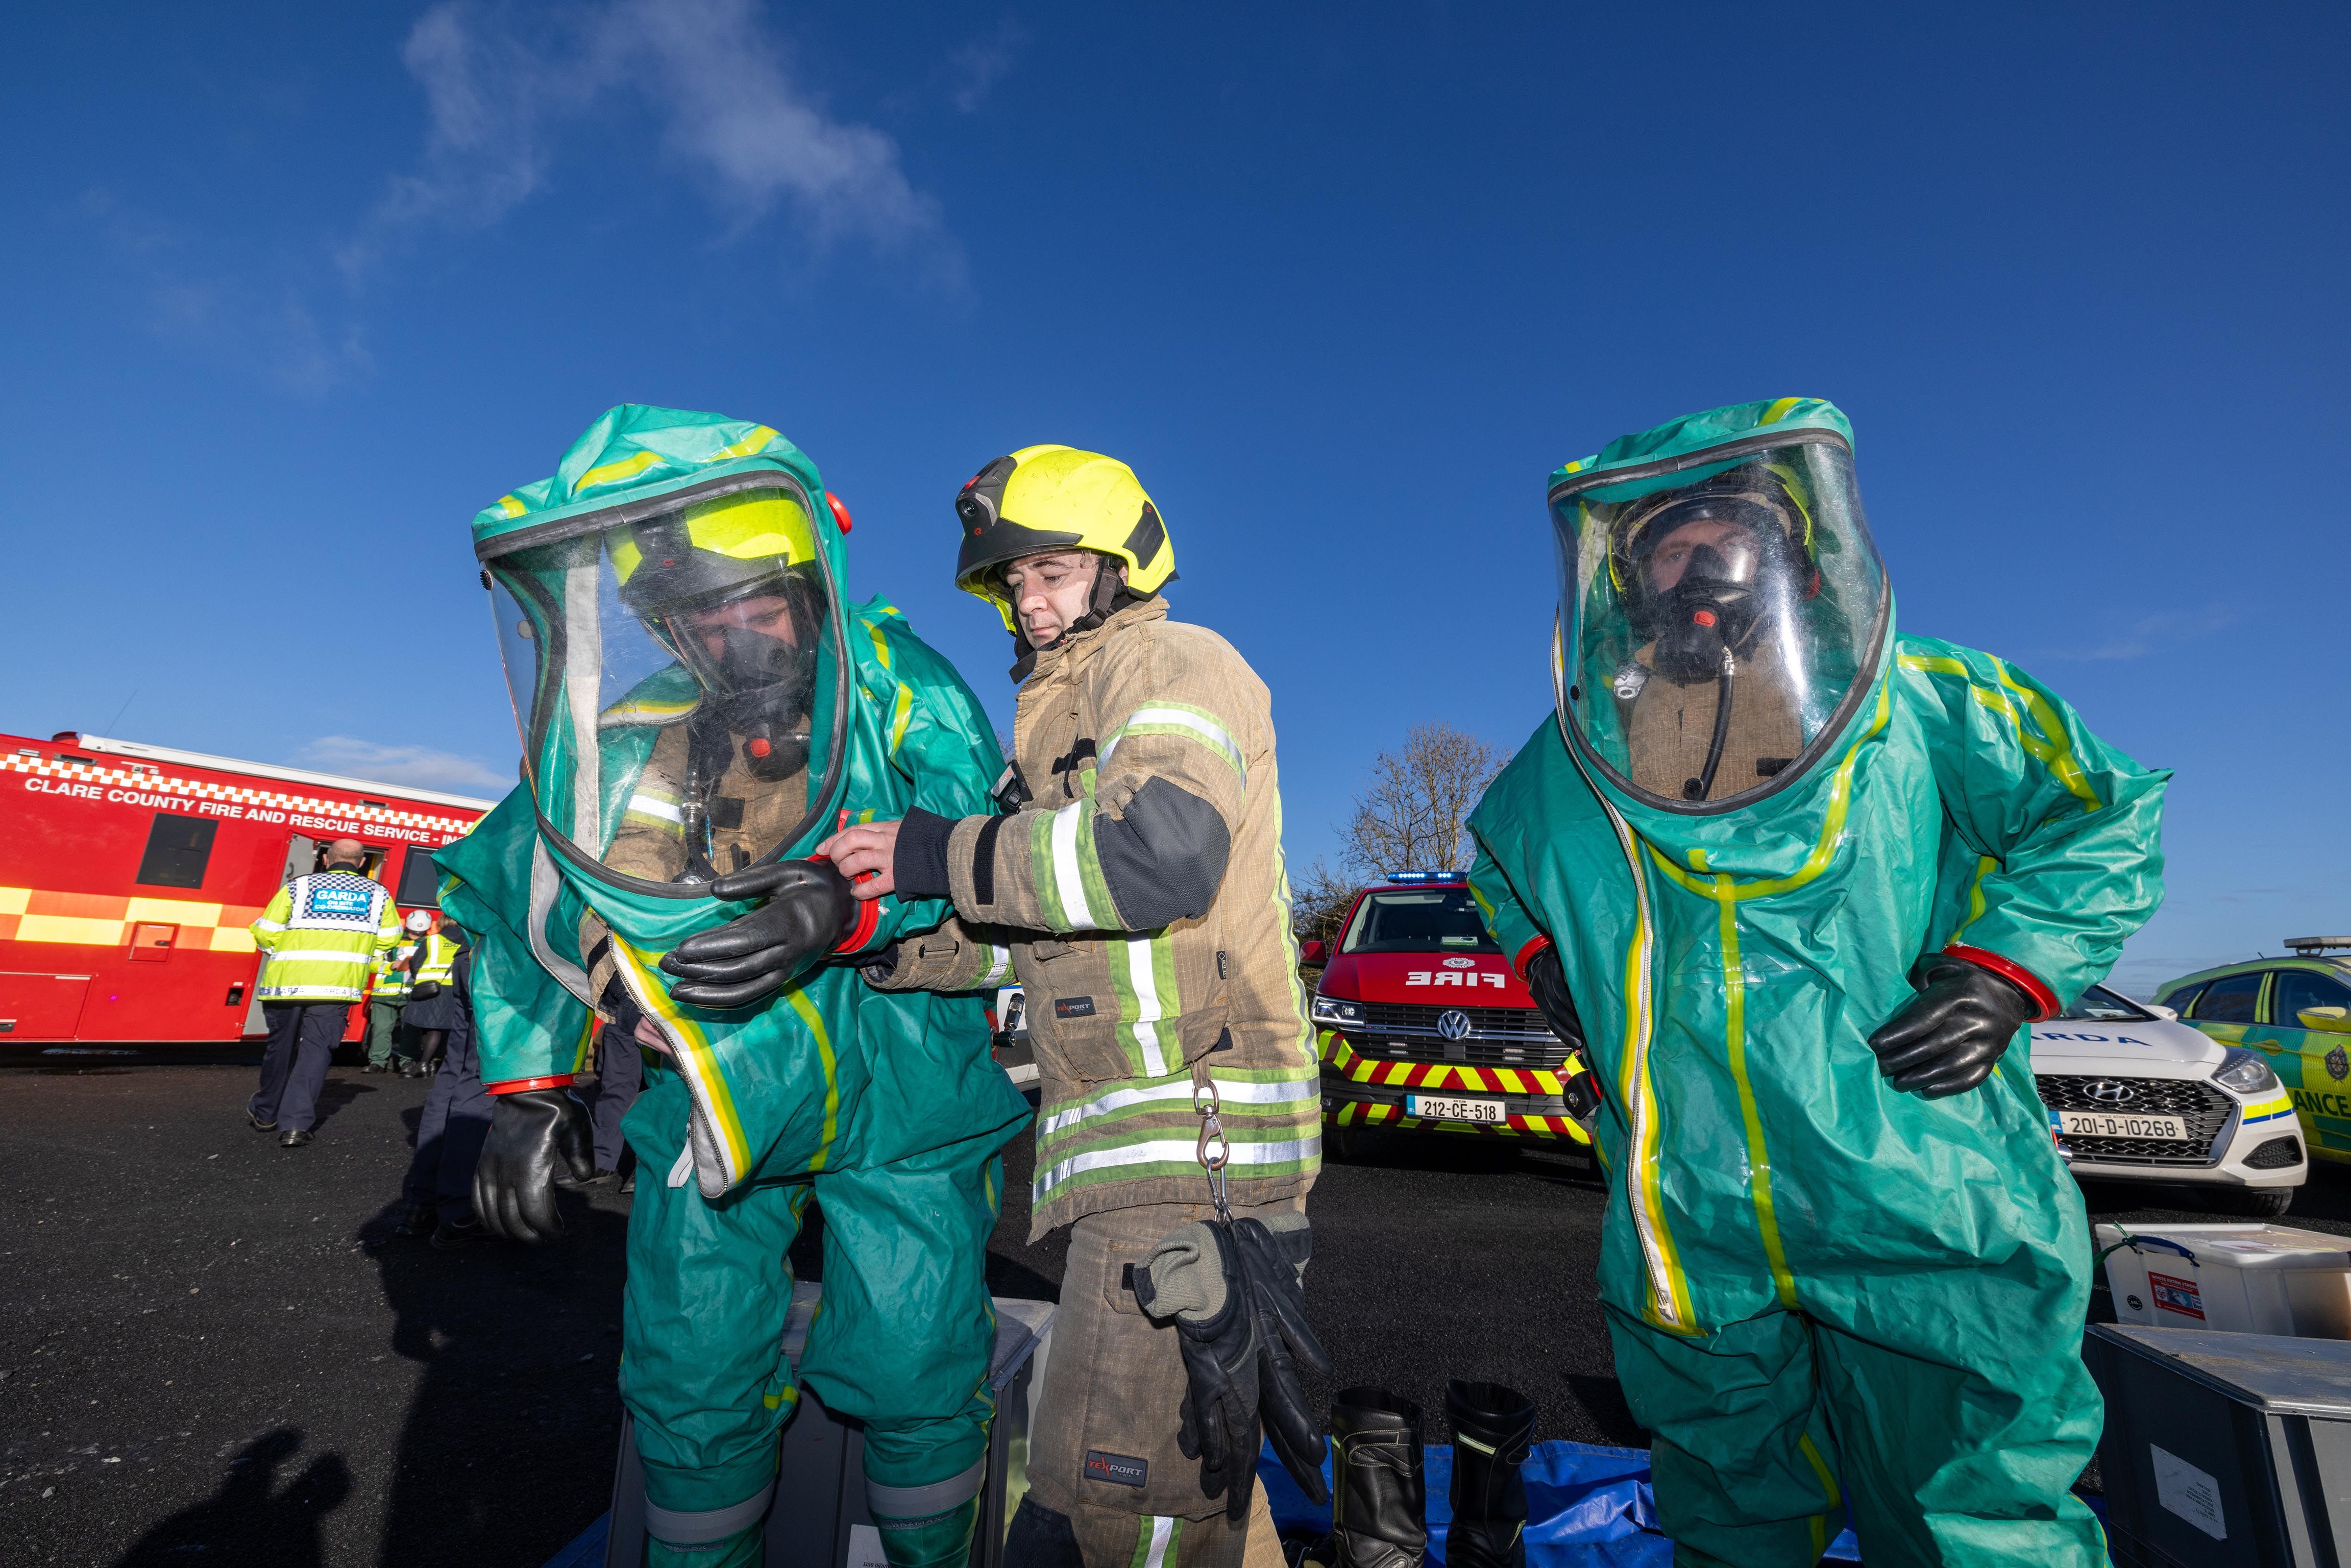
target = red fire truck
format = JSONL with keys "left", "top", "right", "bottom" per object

{"left": 1302, "top": 871, "right": 1591, "bottom": 1156}
{"left": 1, "top": 729, "right": 495, "bottom": 1050}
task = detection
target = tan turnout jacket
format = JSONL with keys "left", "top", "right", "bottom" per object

{"left": 870, "top": 598, "right": 1320, "bottom": 1238}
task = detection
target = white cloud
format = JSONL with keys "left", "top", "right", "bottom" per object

{"left": 2035, "top": 606, "right": 2238, "bottom": 662}
{"left": 948, "top": 19, "right": 1027, "bottom": 113}
{"left": 344, "top": 0, "right": 951, "bottom": 278}
{"left": 290, "top": 737, "right": 515, "bottom": 796}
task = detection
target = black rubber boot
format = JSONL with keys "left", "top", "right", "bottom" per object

{"left": 1329, "top": 1387, "right": 1426, "bottom": 1568}
{"left": 1443, "top": 1381, "right": 1536, "bottom": 1568}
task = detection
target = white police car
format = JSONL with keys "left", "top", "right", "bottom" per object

{"left": 2032, "top": 983, "right": 2307, "bottom": 1215}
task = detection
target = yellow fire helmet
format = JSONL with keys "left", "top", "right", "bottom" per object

{"left": 609, "top": 486, "right": 819, "bottom": 615}
{"left": 953, "top": 445, "right": 1176, "bottom": 631}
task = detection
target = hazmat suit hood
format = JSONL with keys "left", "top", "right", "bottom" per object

{"left": 472, "top": 405, "right": 854, "bottom": 926}
{"left": 1550, "top": 398, "right": 1891, "bottom": 848}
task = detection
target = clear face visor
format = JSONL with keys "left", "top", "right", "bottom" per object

{"left": 481, "top": 477, "right": 848, "bottom": 892}
{"left": 1551, "top": 435, "right": 1887, "bottom": 811}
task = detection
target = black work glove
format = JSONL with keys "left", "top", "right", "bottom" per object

{"left": 473, "top": 1088, "right": 594, "bottom": 1243}
{"left": 1232, "top": 1216, "right": 1335, "bottom": 1506}
{"left": 658, "top": 859, "right": 856, "bottom": 1009}
{"left": 409, "top": 981, "right": 443, "bottom": 999}
{"left": 1133, "top": 1219, "right": 1264, "bottom": 1520}
{"left": 1868, "top": 957, "right": 2038, "bottom": 1097}
{"left": 1524, "top": 944, "right": 1587, "bottom": 1053}
{"left": 1526, "top": 944, "right": 1602, "bottom": 1128}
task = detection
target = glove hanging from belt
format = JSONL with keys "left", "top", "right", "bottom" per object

{"left": 1133, "top": 1212, "right": 1334, "bottom": 1517}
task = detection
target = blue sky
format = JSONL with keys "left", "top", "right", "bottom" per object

{"left": 2, "top": 2, "right": 2342, "bottom": 992}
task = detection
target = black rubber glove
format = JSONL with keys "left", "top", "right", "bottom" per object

{"left": 1526, "top": 944, "right": 1601, "bottom": 1127}
{"left": 473, "top": 1088, "right": 595, "bottom": 1243}
{"left": 1524, "top": 944, "right": 1587, "bottom": 1053}
{"left": 658, "top": 859, "right": 856, "bottom": 1009}
{"left": 1232, "top": 1216, "right": 1335, "bottom": 1507}
{"left": 1868, "top": 957, "right": 2039, "bottom": 1097}
{"left": 1133, "top": 1219, "right": 1264, "bottom": 1520}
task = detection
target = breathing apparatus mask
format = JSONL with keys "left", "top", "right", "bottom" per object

{"left": 1553, "top": 432, "right": 1887, "bottom": 812}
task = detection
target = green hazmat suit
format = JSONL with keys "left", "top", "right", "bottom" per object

{"left": 441, "top": 405, "right": 1029, "bottom": 1567}
{"left": 1467, "top": 397, "right": 2167, "bottom": 1567}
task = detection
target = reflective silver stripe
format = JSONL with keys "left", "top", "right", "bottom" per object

{"left": 257, "top": 987, "right": 362, "bottom": 1000}
{"left": 251, "top": 920, "right": 288, "bottom": 933}
{"left": 867, "top": 1458, "right": 985, "bottom": 1520}
{"left": 266, "top": 949, "right": 373, "bottom": 965}
{"left": 1033, "top": 1133, "right": 1320, "bottom": 1204}
{"left": 1039, "top": 1074, "right": 1316, "bottom": 1139}
{"left": 627, "top": 792, "right": 684, "bottom": 824}
{"left": 1140, "top": 1515, "right": 1179, "bottom": 1568}
{"left": 1049, "top": 800, "right": 1098, "bottom": 929}
{"left": 1103, "top": 705, "right": 1245, "bottom": 779}
{"left": 1125, "top": 937, "right": 1168, "bottom": 1077}
{"left": 643, "top": 1479, "right": 776, "bottom": 1545}
{"left": 527, "top": 839, "right": 595, "bottom": 1008}
{"left": 977, "top": 945, "right": 1012, "bottom": 987}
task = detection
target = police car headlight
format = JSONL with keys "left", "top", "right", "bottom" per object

{"left": 1311, "top": 995, "right": 1364, "bottom": 1028}
{"left": 2215, "top": 1046, "right": 2280, "bottom": 1095}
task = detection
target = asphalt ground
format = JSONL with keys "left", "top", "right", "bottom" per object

{"left": 8, "top": 1054, "right": 2351, "bottom": 1566}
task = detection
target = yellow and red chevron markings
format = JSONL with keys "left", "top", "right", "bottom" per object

{"left": 1319, "top": 1030, "right": 1575, "bottom": 1096}
{"left": 0, "top": 887, "right": 266, "bottom": 952}
{"left": 1318, "top": 1031, "right": 1592, "bottom": 1145}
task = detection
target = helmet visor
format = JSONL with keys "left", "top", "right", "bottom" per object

{"left": 482, "top": 475, "right": 849, "bottom": 893}
{"left": 1550, "top": 433, "right": 1887, "bottom": 812}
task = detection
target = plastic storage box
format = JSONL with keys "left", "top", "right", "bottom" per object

{"left": 602, "top": 1285, "right": 1055, "bottom": 1567}
{"left": 2098, "top": 1224, "right": 2351, "bottom": 1338}
{"left": 2086, "top": 1324, "right": 2351, "bottom": 1566}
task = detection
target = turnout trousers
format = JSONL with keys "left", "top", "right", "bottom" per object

{"left": 621, "top": 1063, "right": 1012, "bottom": 1568}
{"left": 401, "top": 1021, "right": 488, "bottom": 1226}
{"left": 249, "top": 1003, "right": 348, "bottom": 1133}
{"left": 1013, "top": 1199, "right": 1298, "bottom": 1568}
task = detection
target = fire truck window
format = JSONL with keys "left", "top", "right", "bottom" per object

{"left": 1339, "top": 889, "right": 1502, "bottom": 954}
{"left": 135, "top": 815, "right": 218, "bottom": 890}
{"left": 395, "top": 847, "right": 445, "bottom": 909}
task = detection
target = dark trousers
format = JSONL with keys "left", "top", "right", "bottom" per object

{"left": 587, "top": 1021, "right": 643, "bottom": 1172}
{"left": 402, "top": 1020, "right": 489, "bottom": 1224}
{"left": 250, "top": 1003, "right": 349, "bottom": 1133}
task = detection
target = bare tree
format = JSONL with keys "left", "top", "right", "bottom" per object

{"left": 1340, "top": 722, "right": 1505, "bottom": 880}
{"left": 1289, "top": 854, "right": 1360, "bottom": 961}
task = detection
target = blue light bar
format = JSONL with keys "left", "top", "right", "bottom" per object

{"left": 1385, "top": 870, "right": 1466, "bottom": 884}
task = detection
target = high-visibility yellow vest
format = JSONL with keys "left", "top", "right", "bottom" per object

{"left": 412, "top": 932, "right": 463, "bottom": 989}
{"left": 250, "top": 871, "right": 400, "bottom": 1003}
{"left": 370, "top": 942, "right": 418, "bottom": 1002}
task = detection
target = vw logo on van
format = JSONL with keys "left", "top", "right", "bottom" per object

{"left": 1437, "top": 1010, "right": 1473, "bottom": 1041}
{"left": 2084, "top": 1080, "right": 2136, "bottom": 1105}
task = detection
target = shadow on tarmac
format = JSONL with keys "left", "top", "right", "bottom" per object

{"left": 310, "top": 1078, "right": 375, "bottom": 1133}
{"left": 362, "top": 1184, "right": 630, "bottom": 1568}
{"left": 111, "top": 1428, "right": 353, "bottom": 1568}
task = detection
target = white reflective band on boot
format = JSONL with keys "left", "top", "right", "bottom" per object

{"left": 867, "top": 1457, "right": 985, "bottom": 1521}
{"left": 643, "top": 1478, "right": 776, "bottom": 1545}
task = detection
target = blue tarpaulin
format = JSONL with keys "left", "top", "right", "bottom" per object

{"left": 1258, "top": 1439, "right": 1863, "bottom": 1565}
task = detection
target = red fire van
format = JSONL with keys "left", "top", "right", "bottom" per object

{"left": 1303, "top": 871, "right": 1591, "bottom": 1154}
